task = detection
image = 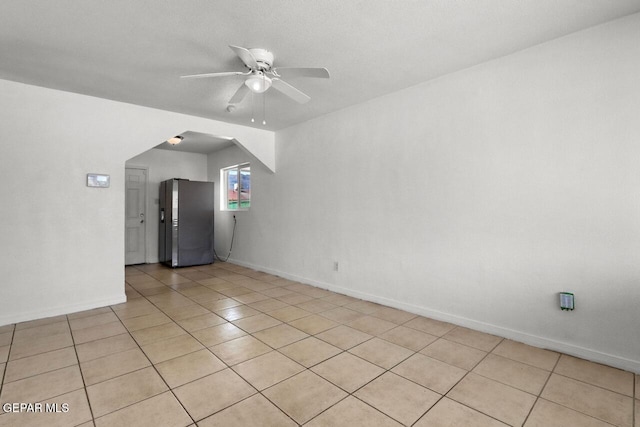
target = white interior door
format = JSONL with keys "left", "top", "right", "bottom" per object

{"left": 125, "top": 167, "right": 147, "bottom": 265}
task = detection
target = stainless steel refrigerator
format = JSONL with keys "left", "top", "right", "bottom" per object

{"left": 159, "top": 179, "right": 215, "bottom": 267}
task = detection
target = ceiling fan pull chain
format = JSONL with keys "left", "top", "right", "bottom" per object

{"left": 251, "top": 91, "right": 255, "bottom": 123}
{"left": 262, "top": 74, "right": 267, "bottom": 126}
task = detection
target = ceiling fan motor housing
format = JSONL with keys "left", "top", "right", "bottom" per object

{"left": 248, "top": 48, "right": 274, "bottom": 71}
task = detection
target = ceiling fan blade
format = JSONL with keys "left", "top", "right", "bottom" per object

{"left": 272, "top": 67, "right": 330, "bottom": 79}
{"left": 271, "top": 78, "right": 311, "bottom": 104}
{"left": 229, "top": 83, "right": 250, "bottom": 104}
{"left": 229, "top": 45, "right": 258, "bottom": 69}
{"left": 181, "top": 71, "right": 248, "bottom": 79}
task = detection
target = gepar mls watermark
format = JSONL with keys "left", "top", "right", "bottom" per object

{"left": 3, "top": 402, "right": 70, "bottom": 413}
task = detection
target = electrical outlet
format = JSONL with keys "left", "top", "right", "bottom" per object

{"left": 559, "top": 292, "right": 574, "bottom": 311}
{"left": 333, "top": 261, "right": 339, "bottom": 271}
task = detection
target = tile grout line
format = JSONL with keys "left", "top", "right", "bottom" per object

{"left": 466, "top": 355, "right": 553, "bottom": 397}
{"left": 548, "top": 371, "right": 635, "bottom": 398}
{"left": 123, "top": 268, "right": 200, "bottom": 426}
{"left": 276, "top": 322, "right": 439, "bottom": 426}
{"left": 2, "top": 325, "right": 92, "bottom": 413}
{"left": 125, "top": 264, "right": 317, "bottom": 423}
{"left": 301, "top": 331, "right": 480, "bottom": 426}
{"left": 0, "top": 324, "right": 16, "bottom": 403}
{"left": 268, "top": 314, "right": 470, "bottom": 424}
{"left": 65, "top": 314, "right": 97, "bottom": 426}
{"left": 414, "top": 337, "right": 508, "bottom": 427}
{"left": 254, "top": 390, "right": 305, "bottom": 426}
{"left": 515, "top": 353, "right": 635, "bottom": 427}
{"left": 519, "top": 349, "right": 561, "bottom": 426}
{"left": 336, "top": 360, "right": 410, "bottom": 424}
{"left": 632, "top": 372, "right": 636, "bottom": 427}
{"left": 141, "top": 265, "right": 394, "bottom": 424}
{"left": 134, "top": 265, "right": 301, "bottom": 425}
{"left": 294, "top": 393, "right": 350, "bottom": 426}
{"left": 134, "top": 271, "right": 250, "bottom": 361}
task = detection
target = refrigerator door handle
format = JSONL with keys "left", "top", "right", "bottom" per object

{"left": 160, "top": 209, "right": 164, "bottom": 223}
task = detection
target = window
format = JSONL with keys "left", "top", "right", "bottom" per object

{"left": 221, "top": 163, "right": 250, "bottom": 210}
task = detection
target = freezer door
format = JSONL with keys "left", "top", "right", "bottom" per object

{"left": 170, "top": 180, "right": 179, "bottom": 267}
{"left": 158, "top": 179, "right": 179, "bottom": 266}
{"left": 158, "top": 180, "right": 168, "bottom": 263}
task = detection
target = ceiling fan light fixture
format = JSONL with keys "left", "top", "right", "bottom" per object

{"left": 167, "top": 135, "right": 184, "bottom": 145}
{"left": 245, "top": 74, "right": 272, "bottom": 93}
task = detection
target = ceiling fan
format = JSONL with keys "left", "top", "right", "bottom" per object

{"left": 181, "top": 45, "right": 330, "bottom": 105}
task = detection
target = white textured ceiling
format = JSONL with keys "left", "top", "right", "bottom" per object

{"left": 2, "top": 0, "right": 640, "bottom": 132}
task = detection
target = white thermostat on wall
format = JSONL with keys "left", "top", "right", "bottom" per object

{"left": 559, "top": 292, "right": 574, "bottom": 311}
{"left": 87, "top": 173, "right": 110, "bottom": 188}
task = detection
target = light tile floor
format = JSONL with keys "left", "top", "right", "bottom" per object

{"left": 0, "top": 262, "right": 637, "bottom": 427}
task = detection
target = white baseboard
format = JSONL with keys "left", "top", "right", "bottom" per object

{"left": 0, "top": 294, "right": 127, "bottom": 327}
{"left": 229, "top": 258, "right": 640, "bottom": 374}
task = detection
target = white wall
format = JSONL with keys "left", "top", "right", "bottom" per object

{"left": 0, "top": 80, "right": 273, "bottom": 325}
{"left": 126, "top": 149, "right": 209, "bottom": 264}
{"left": 215, "top": 14, "right": 640, "bottom": 372}
{"left": 207, "top": 145, "right": 264, "bottom": 262}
